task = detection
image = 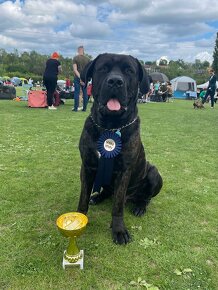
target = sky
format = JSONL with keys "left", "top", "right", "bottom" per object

{"left": 0, "top": 0, "right": 218, "bottom": 62}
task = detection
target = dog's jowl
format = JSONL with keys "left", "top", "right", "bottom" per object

{"left": 77, "top": 53, "right": 163, "bottom": 244}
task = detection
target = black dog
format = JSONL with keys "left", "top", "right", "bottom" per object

{"left": 77, "top": 53, "right": 163, "bottom": 244}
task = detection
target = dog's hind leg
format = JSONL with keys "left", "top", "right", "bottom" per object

{"left": 132, "top": 164, "right": 163, "bottom": 217}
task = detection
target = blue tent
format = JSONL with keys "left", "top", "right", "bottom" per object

{"left": 11, "top": 77, "right": 21, "bottom": 86}
{"left": 171, "top": 76, "right": 197, "bottom": 99}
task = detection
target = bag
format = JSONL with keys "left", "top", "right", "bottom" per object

{"left": 53, "top": 90, "right": 60, "bottom": 106}
{"left": 59, "top": 90, "right": 74, "bottom": 99}
{"left": 0, "top": 85, "right": 16, "bottom": 100}
{"left": 28, "top": 90, "right": 47, "bottom": 108}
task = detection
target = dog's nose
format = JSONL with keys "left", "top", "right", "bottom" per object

{"left": 107, "top": 76, "right": 124, "bottom": 88}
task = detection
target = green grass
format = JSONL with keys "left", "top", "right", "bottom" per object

{"left": 0, "top": 99, "right": 217, "bottom": 290}
{"left": 14, "top": 86, "right": 24, "bottom": 97}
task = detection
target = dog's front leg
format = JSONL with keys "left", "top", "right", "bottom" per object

{"left": 77, "top": 164, "right": 95, "bottom": 214}
{"left": 111, "top": 170, "right": 131, "bottom": 245}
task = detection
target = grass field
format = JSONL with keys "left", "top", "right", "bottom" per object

{"left": 0, "top": 99, "right": 217, "bottom": 290}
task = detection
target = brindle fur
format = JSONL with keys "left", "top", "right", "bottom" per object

{"left": 77, "top": 53, "right": 163, "bottom": 244}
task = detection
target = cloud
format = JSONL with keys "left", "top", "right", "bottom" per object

{"left": 69, "top": 18, "right": 111, "bottom": 39}
{"left": 0, "top": 34, "right": 17, "bottom": 47}
{"left": 0, "top": 0, "right": 217, "bottom": 62}
{"left": 109, "top": 0, "right": 150, "bottom": 12}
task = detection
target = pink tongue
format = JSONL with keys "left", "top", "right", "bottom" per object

{"left": 107, "top": 99, "right": 121, "bottom": 111}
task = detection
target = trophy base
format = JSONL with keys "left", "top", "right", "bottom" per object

{"left": 62, "top": 250, "right": 84, "bottom": 270}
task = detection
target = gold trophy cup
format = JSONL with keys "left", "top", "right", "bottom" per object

{"left": 56, "top": 212, "right": 88, "bottom": 269}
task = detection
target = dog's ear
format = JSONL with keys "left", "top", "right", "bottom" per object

{"left": 80, "top": 54, "right": 102, "bottom": 85}
{"left": 135, "top": 59, "right": 150, "bottom": 95}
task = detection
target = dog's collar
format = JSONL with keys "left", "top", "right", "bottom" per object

{"left": 89, "top": 114, "right": 138, "bottom": 132}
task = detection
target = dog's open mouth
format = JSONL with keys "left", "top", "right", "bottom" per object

{"left": 106, "top": 98, "right": 121, "bottom": 111}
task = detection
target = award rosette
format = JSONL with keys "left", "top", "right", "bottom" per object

{"left": 93, "top": 130, "right": 122, "bottom": 193}
{"left": 97, "top": 131, "right": 122, "bottom": 158}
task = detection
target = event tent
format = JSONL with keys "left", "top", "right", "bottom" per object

{"left": 171, "top": 76, "right": 197, "bottom": 99}
{"left": 197, "top": 81, "right": 218, "bottom": 89}
{"left": 11, "top": 77, "right": 21, "bottom": 86}
{"left": 19, "top": 78, "right": 28, "bottom": 86}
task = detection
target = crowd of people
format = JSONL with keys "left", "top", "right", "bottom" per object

{"left": 43, "top": 46, "right": 91, "bottom": 111}
{"left": 43, "top": 46, "right": 176, "bottom": 111}
{"left": 43, "top": 53, "right": 217, "bottom": 109}
{"left": 140, "top": 80, "right": 173, "bottom": 103}
{"left": 3, "top": 47, "right": 215, "bottom": 110}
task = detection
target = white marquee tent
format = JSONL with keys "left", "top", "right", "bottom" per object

{"left": 197, "top": 81, "right": 218, "bottom": 89}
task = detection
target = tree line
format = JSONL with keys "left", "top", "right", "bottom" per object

{"left": 0, "top": 39, "right": 217, "bottom": 84}
{"left": 152, "top": 59, "right": 211, "bottom": 84}
{"left": 0, "top": 49, "right": 74, "bottom": 82}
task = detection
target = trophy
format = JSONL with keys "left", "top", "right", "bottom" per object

{"left": 56, "top": 212, "right": 88, "bottom": 270}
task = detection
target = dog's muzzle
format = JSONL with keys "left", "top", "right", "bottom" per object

{"left": 107, "top": 75, "right": 124, "bottom": 89}
{"left": 98, "top": 75, "right": 127, "bottom": 113}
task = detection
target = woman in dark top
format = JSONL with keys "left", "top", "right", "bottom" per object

{"left": 202, "top": 68, "right": 217, "bottom": 108}
{"left": 43, "top": 52, "right": 62, "bottom": 110}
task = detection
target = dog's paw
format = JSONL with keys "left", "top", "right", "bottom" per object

{"left": 111, "top": 216, "right": 131, "bottom": 245}
{"left": 89, "top": 193, "right": 103, "bottom": 205}
{"left": 89, "top": 190, "right": 111, "bottom": 205}
{"left": 132, "top": 206, "right": 146, "bottom": 217}
{"left": 89, "top": 196, "right": 98, "bottom": 205}
{"left": 112, "top": 228, "right": 131, "bottom": 245}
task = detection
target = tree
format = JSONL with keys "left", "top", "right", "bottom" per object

{"left": 145, "top": 61, "right": 155, "bottom": 66}
{"left": 202, "top": 61, "right": 210, "bottom": 68}
{"left": 212, "top": 32, "right": 218, "bottom": 74}
{"left": 176, "top": 59, "right": 187, "bottom": 69}
{"left": 0, "top": 49, "right": 7, "bottom": 75}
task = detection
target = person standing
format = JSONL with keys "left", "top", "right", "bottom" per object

{"left": 43, "top": 52, "right": 62, "bottom": 110}
{"left": 202, "top": 68, "right": 217, "bottom": 108}
{"left": 154, "top": 81, "right": 160, "bottom": 101}
{"left": 72, "top": 46, "right": 90, "bottom": 112}
{"left": 166, "top": 81, "right": 173, "bottom": 102}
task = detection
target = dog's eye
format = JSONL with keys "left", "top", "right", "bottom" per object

{"left": 125, "top": 67, "right": 134, "bottom": 74}
{"left": 98, "top": 66, "right": 108, "bottom": 73}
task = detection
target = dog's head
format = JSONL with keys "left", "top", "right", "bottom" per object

{"left": 81, "top": 53, "right": 150, "bottom": 117}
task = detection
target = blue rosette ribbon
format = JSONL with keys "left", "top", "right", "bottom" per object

{"left": 93, "top": 131, "right": 122, "bottom": 193}
{"left": 97, "top": 131, "right": 122, "bottom": 158}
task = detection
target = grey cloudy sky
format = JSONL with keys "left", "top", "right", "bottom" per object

{"left": 0, "top": 0, "right": 217, "bottom": 62}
